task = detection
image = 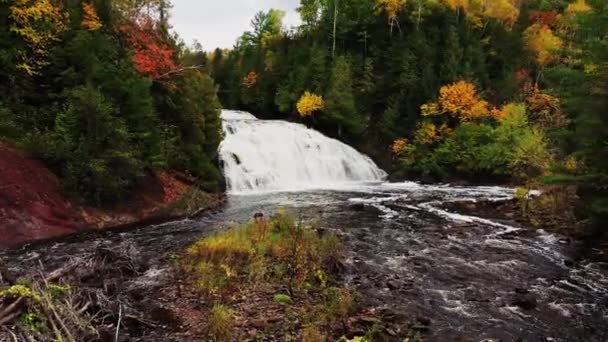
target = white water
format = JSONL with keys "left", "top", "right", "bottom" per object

{"left": 219, "top": 110, "right": 387, "bottom": 194}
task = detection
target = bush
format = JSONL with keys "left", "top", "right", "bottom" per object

{"left": 401, "top": 103, "right": 552, "bottom": 182}
{"left": 208, "top": 304, "right": 234, "bottom": 342}
{"left": 183, "top": 212, "right": 344, "bottom": 299}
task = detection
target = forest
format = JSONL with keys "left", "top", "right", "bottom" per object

{"left": 210, "top": 0, "right": 607, "bottom": 232}
{"left": 0, "top": 0, "right": 223, "bottom": 204}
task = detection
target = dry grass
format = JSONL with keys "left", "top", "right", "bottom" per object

{"left": 207, "top": 304, "right": 234, "bottom": 341}
{"left": 183, "top": 212, "right": 344, "bottom": 299}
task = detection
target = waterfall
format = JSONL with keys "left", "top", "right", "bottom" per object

{"left": 219, "top": 110, "right": 387, "bottom": 194}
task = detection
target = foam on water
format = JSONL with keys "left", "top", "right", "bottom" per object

{"left": 219, "top": 110, "right": 387, "bottom": 194}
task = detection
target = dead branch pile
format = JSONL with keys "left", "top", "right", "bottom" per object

{"left": 0, "top": 242, "right": 167, "bottom": 341}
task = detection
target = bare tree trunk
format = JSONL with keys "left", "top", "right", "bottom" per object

{"left": 332, "top": 0, "right": 338, "bottom": 58}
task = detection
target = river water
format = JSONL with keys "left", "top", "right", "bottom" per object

{"left": 3, "top": 111, "right": 608, "bottom": 340}
{"left": 5, "top": 182, "right": 608, "bottom": 341}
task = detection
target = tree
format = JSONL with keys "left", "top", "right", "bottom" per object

{"left": 375, "top": 0, "right": 407, "bottom": 35}
{"left": 81, "top": 3, "right": 103, "bottom": 31}
{"left": 298, "top": 0, "right": 321, "bottom": 29}
{"left": 546, "top": 1, "right": 608, "bottom": 230}
{"left": 324, "top": 56, "right": 363, "bottom": 139}
{"left": 120, "top": 14, "right": 177, "bottom": 80}
{"left": 9, "top": 0, "right": 68, "bottom": 74}
{"left": 524, "top": 24, "right": 563, "bottom": 69}
{"left": 239, "top": 9, "right": 285, "bottom": 48}
{"left": 297, "top": 92, "right": 325, "bottom": 117}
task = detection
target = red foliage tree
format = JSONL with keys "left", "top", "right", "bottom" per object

{"left": 120, "top": 15, "right": 176, "bottom": 80}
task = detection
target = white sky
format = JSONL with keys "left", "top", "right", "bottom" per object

{"left": 170, "top": 0, "right": 302, "bottom": 50}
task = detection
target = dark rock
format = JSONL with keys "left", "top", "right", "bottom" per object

{"left": 416, "top": 316, "right": 432, "bottom": 326}
{"left": 515, "top": 288, "right": 529, "bottom": 295}
{"left": 387, "top": 280, "right": 401, "bottom": 290}
{"left": 349, "top": 203, "right": 365, "bottom": 212}
{"left": 564, "top": 259, "right": 575, "bottom": 267}
{"left": 512, "top": 293, "right": 537, "bottom": 310}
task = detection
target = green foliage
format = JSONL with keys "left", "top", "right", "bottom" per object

{"left": 324, "top": 56, "right": 364, "bottom": 140}
{"left": 273, "top": 293, "right": 293, "bottom": 304}
{"left": 401, "top": 104, "right": 552, "bottom": 181}
{"left": 20, "top": 310, "right": 44, "bottom": 332}
{"left": 545, "top": 1, "right": 608, "bottom": 229}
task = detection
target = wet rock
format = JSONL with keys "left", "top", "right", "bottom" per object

{"left": 387, "top": 280, "right": 401, "bottom": 290}
{"left": 512, "top": 292, "right": 537, "bottom": 310}
{"left": 558, "top": 238, "right": 571, "bottom": 245}
{"left": 349, "top": 203, "right": 365, "bottom": 212}
{"left": 416, "top": 316, "right": 432, "bottom": 326}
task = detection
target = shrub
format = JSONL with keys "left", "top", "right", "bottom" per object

{"left": 208, "top": 304, "right": 234, "bottom": 342}
{"left": 183, "top": 212, "right": 344, "bottom": 299}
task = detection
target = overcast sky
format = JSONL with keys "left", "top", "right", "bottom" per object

{"left": 170, "top": 0, "right": 302, "bottom": 50}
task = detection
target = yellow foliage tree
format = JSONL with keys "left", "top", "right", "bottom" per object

{"left": 375, "top": 0, "right": 407, "bottom": 34}
{"left": 9, "top": 0, "right": 69, "bottom": 74}
{"left": 524, "top": 24, "right": 563, "bottom": 67}
{"left": 483, "top": 0, "right": 519, "bottom": 29}
{"left": 242, "top": 71, "right": 258, "bottom": 88}
{"left": 297, "top": 92, "right": 325, "bottom": 117}
{"left": 565, "top": 0, "right": 592, "bottom": 15}
{"left": 82, "top": 3, "right": 102, "bottom": 31}
{"left": 445, "top": 0, "right": 520, "bottom": 29}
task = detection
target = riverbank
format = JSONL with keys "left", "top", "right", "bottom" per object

{"left": 0, "top": 141, "right": 225, "bottom": 249}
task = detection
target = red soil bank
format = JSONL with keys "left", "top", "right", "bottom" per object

{"left": 0, "top": 141, "right": 190, "bottom": 249}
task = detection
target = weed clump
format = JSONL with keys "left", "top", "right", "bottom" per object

{"left": 208, "top": 304, "right": 234, "bottom": 341}
{"left": 183, "top": 211, "right": 344, "bottom": 299}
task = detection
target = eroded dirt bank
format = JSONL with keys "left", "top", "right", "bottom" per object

{"left": 0, "top": 141, "right": 223, "bottom": 249}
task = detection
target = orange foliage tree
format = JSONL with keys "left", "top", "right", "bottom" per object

{"left": 375, "top": 0, "right": 407, "bottom": 34}
{"left": 421, "top": 81, "right": 503, "bottom": 122}
{"left": 82, "top": 3, "right": 102, "bottom": 31}
{"left": 242, "top": 71, "right": 258, "bottom": 88}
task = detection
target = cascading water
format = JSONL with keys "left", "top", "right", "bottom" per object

{"left": 219, "top": 110, "right": 387, "bottom": 194}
